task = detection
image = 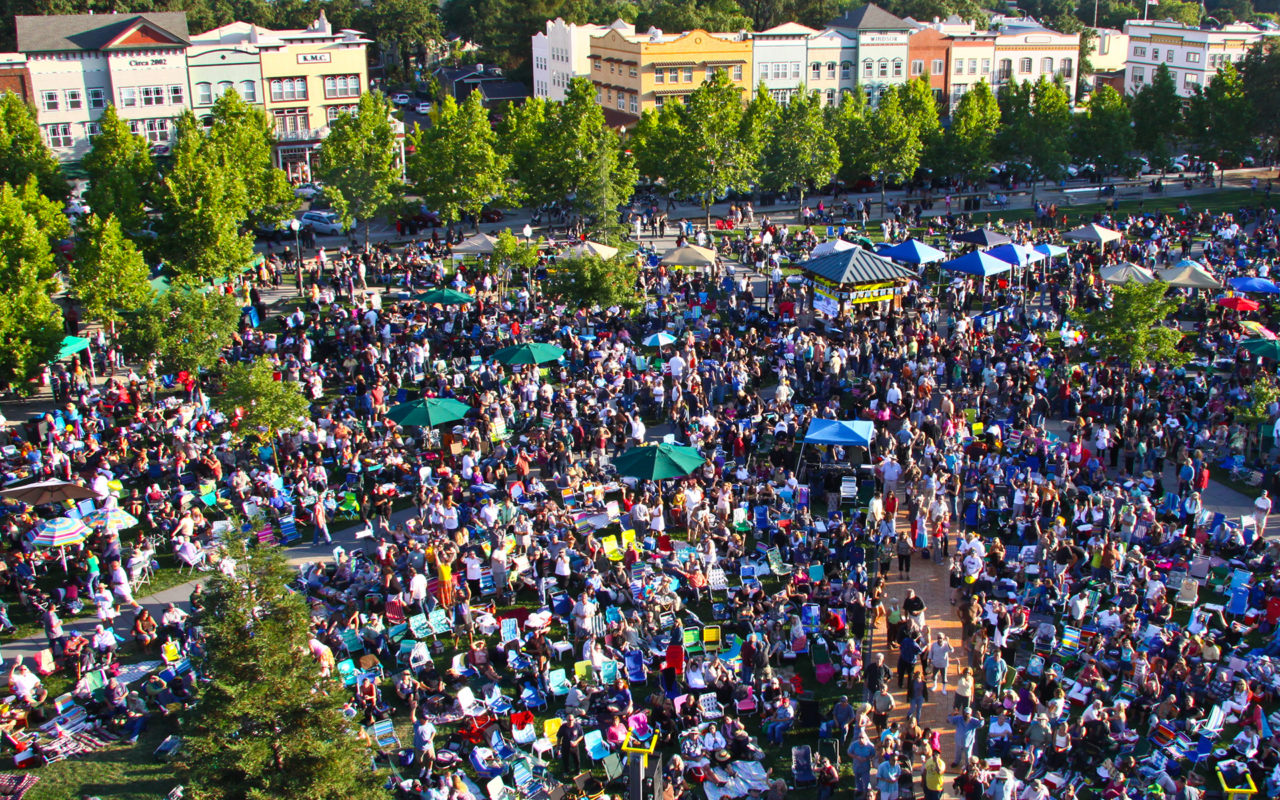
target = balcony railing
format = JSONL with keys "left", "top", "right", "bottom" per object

{"left": 275, "top": 127, "right": 328, "bottom": 142}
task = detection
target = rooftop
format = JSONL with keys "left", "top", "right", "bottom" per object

{"left": 15, "top": 12, "right": 189, "bottom": 53}
{"left": 828, "top": 4, "right": 912, "bottom": 32}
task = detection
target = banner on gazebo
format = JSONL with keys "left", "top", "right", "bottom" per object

{"left": 814, "top": 288, "right": 839, "bottom": 317}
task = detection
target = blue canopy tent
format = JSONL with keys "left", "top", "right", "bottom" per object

{"left": 985, "top": 243, "right": 1046, "bottom": 268}
{"left": 941, "top": 250, "right": 1012, "bottom": 278}
{"left": 1033, "top": 243, "right": 1068, "bottom": 259}
{"left": 877, "top": 239, "right": 946, "bottom": 265}
{"left": 1229, "top": 276, "right": 1280, "bottom": 294}
{"left": 799, "top": 419, "right": 875, "bottom": 471}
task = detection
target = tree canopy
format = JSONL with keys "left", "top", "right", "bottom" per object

{"left": 1073, "top": 281, "right": 1188, "bottom": 368}
{"left": 408, "top": 91, "right": 508, "bottom": 229}
{"left": 316, "top": 91, "right": 402, "bottom": 243}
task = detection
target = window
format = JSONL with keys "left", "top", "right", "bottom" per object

{"left": 1042, "top": 57, "right": 1053, "bottom": 73}
{"left": 240, "top": 80, "right": 257, "bottom": 102}
{"left": 932, "top": 59, "right": 944, "bottom": 75}
{"left": 324, "top": 74, "right": 360, "bottom": 98}
{"left": 981, "top": 58, "right": 990, "bottom": 74}
{"left": 64, "top": 89, "right": 82, "bottom": 110}
{"left": 841, "top": 62, "right": 851, "bottom": 79}
{"left": 196, "top": 82, "right": 212, "bottom": 105}
{"left": 733, "top": 65, "right": 742, "bottom": 81}
{"left": 630, "top": 66, "right": 637, "bottom": 77}
{"left": 791, "top": 62, "right": 800, "bottom": 79}
{"left": 1151, "top": 48, "right": 1159, "bottom": 60}
{"left": 911, "top": 59, "right": 923, "bottom": 76}
{"left": 609, "top": 63, "right": 615, "bottom": 74}
{"left": 40, "top": 91, "right": 58, "bottom": 111}
{"left": 1134, "top": 46, "right": 1147, "bottom": 57}
{"left": 893, "top": 59, "right": 903, "bottom": 77}
{"left": 1184, "top": 72, "right": 1198, "bottom": 87}
{"left": 142, "top": 86, "right": 165, "bottom": 106}
{"left": 143, "top": 118, "right": 170, "bottom": 143}
{"left": 954, "top": 58, "right": 964, "bottom": 75}
{"left": 270, "top": 78, "right": 308, "bottom": 102}
{"left": 1060, "top": 58, "right": 1073, "bottom": 77}
{"left": 878, "top": 59, "right": 888, "bottom": 78}
{"left": 682, "top": 67, "right": 692, "bottom": 82}
{"left": 932, "top": 87, "right": 943, "bottom": 104}
{"left": 120, "top": 87, "right": 137, "bottom": 107}
{"left": 1187, "top": 52, "right": 1200, "bottom": 63}
{"left": 630, "top": 95, "right": 637, "bottom": 113}
{"left": 88, "top": 88, "right": 105, "bottom": 109}
{"left": 169, "top": 85, "right": 184, "bottom": 105}
{"left": 863, "top": 60, "right": 872, "bottom": 78}
{"left": 655, "top": 95, "right": 664, "bottom": 108}
{"left": 826, "top": 89, "right": 835, "bottom": 105}
{"left": 1166, "top": 50, "right": 1174, "bottom": 62}
{"left": 44, "top": 123, "right": 72, "bottom": 148}
{"left": 998, "top": 59, "right": 1012, "bottom": 80}
{"left": 217, "top": 80, "right": 233, "bottom": 98}
{"left": 668, "top": 68, "right": 678, "bottom": 82}
{"left": 273, "top": 107, "right": 311, "bottom": 136}
{"left": 759, "top": 62, "right": 769, "bottom": 77}
{"left": 325, "top": 104, "right": 357, "bottom": 123}
{"left": 1019, "top": 58, "right": 1032, "bottom": 74}
{"left": 84, "top": 121, "right": 101, "bottom": 138}
{"left": 1131, "top": 66, "right": 1145, "bottom": 83}
{"left": 705, "top": 66, "right": 713, "bottom": 80}
{"left": 655, "top": 70, "right": 664, "bottom": 84}
{"left": 826, "top": 62, "right": 836, "bottom": 79}
{"left": 593, "top": 60, "right": 600, "bottom": 70}
{"left": 772, "top": 63, "right": 784, "bottom": 79}
{"left": 811, "top": 62, "right": 821, "bottom": 79}
{"left": 968, "top": 58, "right": 977, "bottom": 75}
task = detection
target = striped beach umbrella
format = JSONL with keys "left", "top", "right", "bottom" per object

{"left": 82, "top": 508, "right": 139, "bottom": 530}
{"left": 29, "top": 517, "right": 90, "bottom": 548}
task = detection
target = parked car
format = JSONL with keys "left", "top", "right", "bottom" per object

{"left": 294, "top": 182, "right": 323, "bottom": 200}
{"left": 299, "top": 210, "right": 348, "bottom": 235}
{"left": 414, "top": 101, "right": 433, "bottom": 115}
{"left": 390, "top": 93, "right": 411, "bottom": 106}
{"left": 479, "top": 206, "right": 504, "bottom": 223}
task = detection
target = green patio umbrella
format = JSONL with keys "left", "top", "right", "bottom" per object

{"left": 1241, "top": 338, "right": 1280, "bottom": 361}
{"left": 492, "top": 343, "right": 565, "bottom": 366}
{"left": 612, "top": 442, "right": 706, "bottom": 480}
{"left": 415, "top": 288, "right": 474, "bottom": 305}
{"left": 386, "top": 397, "right": 472, "bottom": 427}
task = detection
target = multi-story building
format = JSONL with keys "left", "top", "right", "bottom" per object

{"left": 1124, "top": 19, "right": 1274, "bottom": 97}
{"left": 531, "top": 18, "right": 632, "bottom": 101}
{"left": 828, "top": 3, "right": 912, "bottom": 104}
{"left": 992, "top": 22, "right": 1080, "bottom": 104}
{"left": 805, "top": 27, "right": 857, "bottom": 106}
{"left": 586, "top": 26, "right": 752, "bottom": 121}
{"left": 752, "top": 22, "right": 817, "bottom": 102}
{"left": 17, "top": 12, "right": 191, "bottom": 162}
{"left": 906, "top": 27, "right": 951, "bottom": 107}
{"left": 0, "top": 54, "right": 32, "bottom": 104}
{"left": 185, "top": 21, "right": 268, "bottom": 118}
{"left": 946, "top": 32, "right": 996, "bottom": 110}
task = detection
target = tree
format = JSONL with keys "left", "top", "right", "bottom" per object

{"left": 1072, "top": 281, "right": 1187, "bottom": 368}
{"left": 635, "top": 0, "right": 752, "bottom": 34}
{"left": 408, "top": 91, "right": 508, "bottom": 232}
{"left": 316, "top": 91, "right": 401, "bottom": 244}
{"left": 215, "top": 357, "right": 311, "bottom": 466}
{"left": 897, "top": 78, "right": 942, "bottom": 173}
{"left": 0, "top": 91, "right": 65, "bottom": 200}
{"left": 177, "top": 529, "right": 384, "bottom": 800}
{"left": 1130, "top": 63, "right": 1181, "bottom": 169}
{"left": 81, "top": 104, "right": 156, "bottom": 234}
{"left": 1071, "top": 84, "right": 1133, "bottom": 180}
{"left": 1000, "top": 78, "right": 1071, "bottom": 203}
{"left": 865, "top": 88, "right": 922, "bottom": 206}
{"left": 356, "top": 0, "right": 442, "bottom": 82}
{"left": 629, "top": 101, "right": 687, "bottom": 195}
{"left": 1149, "top": 0, "right": 1201, "bottom": 25}
{"left": 0, "top": 181, "right": 63, "bottom": 390}
{"left": 828, "top": 89, "right": 875, "bottom": 183}
{"left": 942, "top": 81, "right": 1001, "bottom": 181}
{"left": 1185, "top": 62, "right": 1255, "bottom": 166}
{"left": 761, "top": 89, "right": 839, "bottom": 220}
{"left": 119, "top": 286, "right": 241, "bottom": 375}
{"left": 575, "top": 124, "right": 637, "bottom": 241}
{"left": 11, "top": 174, "right": 69, "bottom": 258}
{"left": 1240, "top": 40, "right": 1280, "bottom": 154}
{"left": 499, "top": 97, "right": 553, "bottom": 207}
{"left": 1076, "top": 27, "right": 1095, "bottom": 98}
{"left": 543, "top": 255, "right": 641, "bottom": 310}
{"left": 158, "top": 112, "right": 257, "bottom": 282}
{"left": 664, "top": 71, "right": 756, "bottom": 226}
{"left": 206, "top": 89, "right": 298, "bottom": 226}
{"left": 70, "top": 214, "right": 154, "bottom": 336}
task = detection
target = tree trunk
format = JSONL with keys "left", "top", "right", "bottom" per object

{"left": 797, "top": 186, "right": 806, "bottom": 224}
{"left": 704, "top": 198, "right": 712, "bottom": 231}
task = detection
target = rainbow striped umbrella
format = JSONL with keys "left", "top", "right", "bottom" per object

{"left": 82, "top": 508, "right": 139, "bottom": 529}
{"left": 29, "top": 517, "right": 90, "bottom": 548}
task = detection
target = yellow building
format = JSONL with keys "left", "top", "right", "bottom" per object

{"left": 588, "top": 27, "right": 752, "bottom": 121}
{"left": 191, "top": 11, "right": 371, "bottom": 179}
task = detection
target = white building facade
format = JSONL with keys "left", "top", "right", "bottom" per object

{"left": 752, "top": 23, "right": 817, "bottom": 102}
{"left": 1124, "top": 20, "right": 1274, "bottom": 97}
{"left": 531, "top": 18, "right": 631, "bottom": 101}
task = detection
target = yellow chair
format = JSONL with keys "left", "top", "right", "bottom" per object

{"left": 574, "top": 659, "right": 594, "bottom": 685}
{"left": 621, "top": 529, "right": 637, "bottom": 549}
{"left": 703, "top": 625, "right": 722, "bottom": 654}
{"left": 603, "top": 536, "right": 623, "bottom": 561}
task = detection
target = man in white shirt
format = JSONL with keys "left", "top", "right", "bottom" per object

{"left": 1255, "top": 490, "right": 1271, "bottom": 533}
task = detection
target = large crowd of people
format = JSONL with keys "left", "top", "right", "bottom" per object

{"left": 0, "top": 195, "right": 1279, "bottom": 800}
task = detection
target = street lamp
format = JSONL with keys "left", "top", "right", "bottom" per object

{"left": 289, "top": 218, "right": 303, "bottom": 296}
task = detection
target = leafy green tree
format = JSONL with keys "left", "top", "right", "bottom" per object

{"left": 1240, "top": 40, "right": 1280, "bottom": 154}
{"left": 1185, "top": 62, "right": 1255, "bottom": 166}
{"left": 12, "top": 174, "right": 69, "bottom": 259}
{"left": 1001, "top": 78, "right": 1071, "bottom": 203}
{"left": 0, "top": 181, "right": 63, "bottom": 389}
{"left": 1072, "top": 281, "right": 1187, "bottom": 368}
{"left": 316, "top": 91, "right": 401, "bottom": 244}
{"left": 942, "top": 81, "right": 1001, "bottom": 181}
{"left": 158, "top": 112, "right": 257, "bottom": 282}
{"left": 499, "top": 97, "right": 552, "bottom": 207}
{"left": 761, "top": 89, "right": 839, "bottom": 220}
{"left": 1076, "top": 27, "right": 1095, "bottom": 98}
{"left": 635, "top": 0, "right": 752, "bottom": 34}
{"left": 576, "top": 124, "right": 637, "bottom": 241}
{"left": 865, "top": 88, "right": 922, "bottom": 203}
{"left": 740, "top": 83, "right": 778, "bottom": 164}
{"left": 177, "top": 528, "right": 384, "bottom": 800}
{"left": 1130, "top": 63, "right": 1181, "bottom": 169}
{"left": 215, "top": 357, "right": 311, "bottom": 466}
{"left": 207, "top": 89, "right": 298, "bottom": 227}
{"left": 828, "top": 89, "right": 875, "bottom": 183}
{"left": 665, "top": 71, "right": 756, "bottom": 226}
{"left": 629, "top": 102, "right": 686, "bottom": 195}
{"left": 408, "top": 91, "right": 508, "bottom": 231}
{"left": 81, "top": 104, "right": 156, "bottom": 234}
{"left": 544, "top": 254, "right": 641, "bottom": 310}
{"left": 119, "top": 286, "right": 241, "bottom": 375}
{"left": 0, "top": 91, "right": 65, "bottom": 200}
{"left": 898, "top": 78, "right": 942, "bottom": 173}
{"left": 356, "top": 0, "right": 442, "bottom": 82}
{"left": 70, "top": 214, "right": 154, "bottom": 336}
{"left": 1149, "top": 0, "right": 1201, "bottom": 25}
{"left": 1071, "top": 84, "right": 1133, "bottom": 179}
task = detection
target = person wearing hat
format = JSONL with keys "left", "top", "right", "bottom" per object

{"left": 922, "top": 748, "right": 946, "bottom": 800}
